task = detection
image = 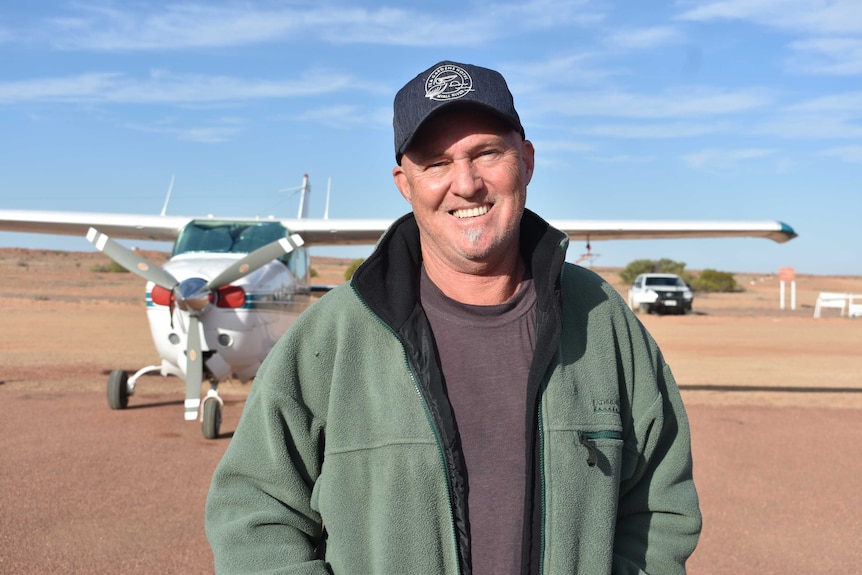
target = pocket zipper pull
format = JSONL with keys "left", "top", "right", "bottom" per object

{"left": 578, "top": 432, "right": 598, "bottom": 467}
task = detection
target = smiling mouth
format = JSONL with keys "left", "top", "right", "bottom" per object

{"left": 451, "top": 205, "right": 491, "bottom": 219}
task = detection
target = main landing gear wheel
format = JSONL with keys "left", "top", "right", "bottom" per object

{"left": 107, "top": 369, "right": 129, "bottom": 410}
{"left": 202, "top": 397, "right": 222, "bottom": 440}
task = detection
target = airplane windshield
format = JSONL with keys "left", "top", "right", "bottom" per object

{"left": 173, "top": 221, "right": 290, "bottom": 256}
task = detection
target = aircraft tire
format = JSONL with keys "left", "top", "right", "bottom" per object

{"left": 107, "top": 369, "right": 129, "bottom": 410}
{"left": 202, "top": 398, "right": 221, "bottom": 440}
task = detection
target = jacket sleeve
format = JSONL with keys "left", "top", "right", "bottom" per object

{"left": 612, "top": 344, "right": 702, "bottom": 575}
{"left": 205, "top": 335, "right": 331, "bottom": 574}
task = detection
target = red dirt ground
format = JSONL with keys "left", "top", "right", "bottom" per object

{"left": 1, "top": 249, "right": 860, "bottom": 573}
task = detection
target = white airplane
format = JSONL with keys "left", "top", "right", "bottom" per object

{"left": 0, "top": 176, "right": 797, "bottom": 438}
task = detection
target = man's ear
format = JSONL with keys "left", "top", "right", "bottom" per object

{"left": 392, "top": 166, "right": 412, "bottom": 204}
{"left": 522, "top": 140, "right": 536, "bottom": 186}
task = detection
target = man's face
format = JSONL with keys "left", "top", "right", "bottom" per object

{"left": 393, "top": 108, "right": 535, "bottom": 274}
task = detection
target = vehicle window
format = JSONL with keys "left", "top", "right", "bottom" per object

{"left": 644, "top": 276, "right": 685, "bottom": 287}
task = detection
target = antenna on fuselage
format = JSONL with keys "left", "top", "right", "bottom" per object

{"left": 296, "top": 174, "right": 310, "bottom": 219}
{"left": 160, "top": 175, "right": 175, "bottom": 216}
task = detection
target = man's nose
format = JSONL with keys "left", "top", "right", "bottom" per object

{"left": 450, "top": 160, "right": 482, "bottom": 197}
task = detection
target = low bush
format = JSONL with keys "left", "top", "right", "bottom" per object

{"left": 90, "top": 261, "right": 129, "bottom": 273}
{"left": 691, "top": 269, "right": 741, "bottom": 292}
{"left": 344, "top": 258, "right": 365, "bottom": 281}
{"left": 620, "top": 258, "right": 693, "bottom": 285}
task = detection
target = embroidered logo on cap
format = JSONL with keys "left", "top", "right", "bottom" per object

{"left": 424, "top": 64, "right": 473, "bottom": 101}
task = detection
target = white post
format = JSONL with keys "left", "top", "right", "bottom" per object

{"left": 778, "top": 267, "right": 795, "bottom": 311}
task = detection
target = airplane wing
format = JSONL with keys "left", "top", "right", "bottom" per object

{"left": 549, "top": 219, "right": 797, "bottom": 243}
{"left": 0, "top": 210, "right": 797, "bottom": 245}
{"left": 0, "top": 210, "right": 192, "bottom": 242}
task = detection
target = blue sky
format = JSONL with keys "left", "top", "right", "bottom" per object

{"left": 1, "top": 0, "right": 860, "bottom": 275}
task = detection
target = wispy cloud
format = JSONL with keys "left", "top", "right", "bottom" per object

{"left": 682, "top": 148, "right": 776, "bottom": 170}
{"left": 756, "top": 116, "right": 862, "bottom": 139}
{"left": 0, "top": 69, "right": 355, "bottom": 105}
{"left": 36, "top": 0, "right": 604, "bottom": 51}
{"left": 123, "top": 116, "right": 245, "bottom": 143}
{"left": 787, "top": 37, "right": 862, "bottom": 75}
{"left": 588, "top": 121, "right": 725, "bottom": 138}
{"left": 484, "top": 0, "right": 605, "bottom": 29}
{"left": 504, "top": 53, "right": 619, "bottom": 94}
{"left": 588, "top": 154, "right": 655, "bottom": 163}
{"left": 533, "top": 139, "right": 595, "bottom": 153}
{"left": 321, "top": 0, "right": 604, "bottom": 46}
{"left": 296, "top": 105, "right": 366, "bottom": 129}
{"left": 676, "top": 0, "right": 862, "bottom": 35}
{"left": 539, "top": 87, "right": 772, "bottom": 118}
{"left": 820, "top": 146, "right": 862, "bottom": 163}
{"left": 677, "top": 1, "right": 862, "bottom": 76}
{"left": 785, "top": 91, "right": 862, "bottom": 113}
{"left": 755, "top": 91, "right": 862, "bottom": 139}
{"left": 604, "top": 26, "right": 685, "bottom": 50}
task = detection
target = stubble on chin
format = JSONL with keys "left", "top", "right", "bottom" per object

{"left": 463, "top": 225, "right": 485, "bottom": 245}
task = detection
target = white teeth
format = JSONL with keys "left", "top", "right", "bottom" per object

{"left": 452, "top": 205, "right": 490, "bottom": 219}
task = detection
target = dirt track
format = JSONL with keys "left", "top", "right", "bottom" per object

{"left": 1, "top": 249, "right": 861, "bottom": 573}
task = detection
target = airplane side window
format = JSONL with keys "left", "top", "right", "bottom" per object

{"left": 288, "top": 248, "right": 309, "bottom": 282}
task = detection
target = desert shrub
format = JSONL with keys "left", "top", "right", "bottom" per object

{"left": 691, "top": 269, "right": 740, "bottom": 292}
{"left": 309, "top": 267, "right": 319, "bottom": 278}
{"left": 619, "top": 259, "right": 656, "bottom": 284}
{"left": 90, "top": 260, "right": 129, "bottom": 273}
{"left": 620, "top": 258, "right": 692, "bottom": 285}
{"left": 344, "top": 258, "right": 365, "bottom": 281}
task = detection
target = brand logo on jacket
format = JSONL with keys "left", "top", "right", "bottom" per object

{"left": 593, "top": 399, "right": 620, "bottom": 414}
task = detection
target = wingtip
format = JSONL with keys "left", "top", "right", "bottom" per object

{"left": 776, "top": 221, "right": 798, "bottom": 243}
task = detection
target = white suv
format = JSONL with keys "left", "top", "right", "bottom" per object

{"left": 628, "top": 273, "right": 694, "bottom": 315}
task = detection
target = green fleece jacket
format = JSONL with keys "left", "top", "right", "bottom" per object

{"left": 205, "top": 211, "right": 701, "bottom": 574}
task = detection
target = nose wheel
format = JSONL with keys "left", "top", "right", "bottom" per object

{"left": 201, "top": 394, "right": 223, "bottom": 439}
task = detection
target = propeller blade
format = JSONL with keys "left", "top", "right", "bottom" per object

{"left": 86, "top": 227, "right": 178, "bottom": 290}
{"left": 206, "top": 234, "right": 304, "bottom": 290}
{"left": 184, "top": 314, "right": 203, "bottom": 421}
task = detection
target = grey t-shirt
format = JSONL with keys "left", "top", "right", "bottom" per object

{"left": 420, "top": 267, "right": 537, "bottom": 575}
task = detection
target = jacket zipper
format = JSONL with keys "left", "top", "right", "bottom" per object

{"left": 537, "top": 402, "right": 547, "bottom": 575}
{"left": 351, "top": 285, "right": 462, "bottom": 575}
{"left": 405, "top": 359, "right": 462, "bottom": 575}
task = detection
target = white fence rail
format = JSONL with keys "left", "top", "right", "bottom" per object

{"left": 813, "top": 292, "right": 862, "bottom": 318}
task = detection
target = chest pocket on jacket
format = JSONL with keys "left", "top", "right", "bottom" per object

{"left": 541, "top": 421, "right": 625, "bottom": 572}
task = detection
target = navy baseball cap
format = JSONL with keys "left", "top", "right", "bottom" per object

{"left": 393, "top": 61, "right": 525, "bottom": 164}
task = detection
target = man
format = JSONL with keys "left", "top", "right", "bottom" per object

{"left": 206, "top": 60, "right": 701, "bottom": 574}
